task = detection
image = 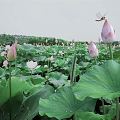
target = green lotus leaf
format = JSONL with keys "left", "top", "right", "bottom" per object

{"left": 73, "top": 60, "right": 120, "bottom": 100}
{"left": 0, "top": 85, "right": 54, "bottom": 120}
{"left": 74, "top": 112, "right": 107, "bottom": 120}
{"left": 14, "top": 85, "right": 54, "bottom": 120}
{"left": 39, "top": 87, "right": 96, "bottom": 120}
{"left": 47, "top": 72, "right": 68, "bottom": 87}
{"left": 0, "top": 77, "right": 32, "bottom": 106}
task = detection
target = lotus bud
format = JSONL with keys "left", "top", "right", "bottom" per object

{"left": 88, "top": 42, "right": 99, "bottom": 58}
{"left": 7, "top": 43, "right": 17, "bottom": 61}
{"left": 101, "top": 19, "right": 115, "bottom": 43}
{"left": 26, "top": 61, "right": 37, "bottom": 70}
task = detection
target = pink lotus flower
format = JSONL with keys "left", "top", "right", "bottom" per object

{"left": 88, "top": 42, "right": 99, "bottom": 58}
{"left": 7, "top": 43, "right": 17, "bottom": 61}
{"left": 101, "top": 19, "right": 115, "bottom": 43}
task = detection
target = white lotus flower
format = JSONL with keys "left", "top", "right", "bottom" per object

{"left": 44, "top": 65, "right": 48, "bottom": 68}
{"left": 55, "top": 39, "right": 58, "bottom": 43}
{"left": 68, "top": 47, "right": 70, "bottom": 49}
{"left": 48, "top": 56, "right": 54, "bottom": 61}
{"left": 3, "top": 60, "right": 8, "bottom": 67}
{"left": 59, "top": 51, "right": 64, "bottom": 55}
{"left": 26, "top": 61, "right": 37, "bottom": 70}
{"left": 5, "top": 45, "right": 11, "bottom": 51}
{"left": 1, "top": 51, "right": 7, "bottom": 57}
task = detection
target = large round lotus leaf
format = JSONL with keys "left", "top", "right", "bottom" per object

{"left": 39, "top": 87, "right": 81, "bottom": 119}
{"left": 73, "top": 60, "right": 120, "bottom": 100}
{"left": 39, "top": 87, "right": 96, "bottom": 120}
{"left": 0, "top": 77, "right": 32, "bottom": 106}
{"left": 74, "top": 112, "right": 111, "bottom": 120}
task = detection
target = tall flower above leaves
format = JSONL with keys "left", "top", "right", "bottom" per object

{"left": 101, "top": 19, "right": 115, "bottom": 43}
{"left": 88, "top": 42, "right": 99, "bottom": 58}
{"left": 7, "top": 42, "right": 17, "bottom": 61}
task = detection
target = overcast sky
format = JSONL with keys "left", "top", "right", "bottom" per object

{"left": 0, "top": 0, "right": 119, "bottom": 41}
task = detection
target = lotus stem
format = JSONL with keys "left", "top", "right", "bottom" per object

{"left": 9, "top": 63, "right": 12, "bottom": 120}
{"left": 101, "top": 97, "right": 105, "bottom": 115}
{"left": 15, "top": 59, "right": 17, "bottom": 71}
{"left": 116, "top": 97, "right": 119, "bottom": 120}
{"left": 108, "top": 43, "right": 113, "bottom": 60}
{"left": 70, "top": 54, "right": 77, "bottom": 85}
{"left": 48, "top": 59, "right": 50, "bottom": 73}
{"left": 94, "top": 58, "right": 97, "bottom": 65}
{"left": 30, "top": 70, "right": 34, "bottom": 84}
{"left": 70, "top": 43, "right": 77, "bottom": 85}
{"left": 94, "top": 57, "right": 105, "bottom": 115}
{"left": 9, "top": 77, "right": 11, "bottom": 120}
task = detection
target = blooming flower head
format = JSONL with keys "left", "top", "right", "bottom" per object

{"left": 55, "top": 39, "right": 58, "bottom": 44}
{"left": 44, "top": 65, "right": 48, "bottom": 69}
{"left": 1, "top": 51, "right": 7, "bottom": 57}
{"left": 3, "top": 60, "right": 8, "bottom": 67}
{"left": 7, "top": 42, "right": 17, "bottom": 61}
{"left": 5, "top": 45, "right": 11, "bottom": 51}
{"left": 48, "top": 56, "right": 54, "bottom": 61}
{"left": 26, "top": 61, "right": 38, "bottom": 70}
{"left": 88, "top": 42, "right": 99, "bottom": 58}
{"left": 101, "top": 19, "right": 115, "bottom": 43}
{"left": 59, "top": 51, "right": 64, "bottom": 55}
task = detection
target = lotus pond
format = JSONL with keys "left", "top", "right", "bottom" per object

{"left": 0, "top": 39, "right": 120, "bottom": 120}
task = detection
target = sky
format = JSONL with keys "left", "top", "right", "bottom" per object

{"left": 0, "top": 0, "right": 119, "bottom": 41}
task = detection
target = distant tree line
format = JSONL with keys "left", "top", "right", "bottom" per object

{"left": 0, "top": 34, "right": 69, "bottom": 45}
{"left": 0, "top": 34, "right": 119, "bottom": 46}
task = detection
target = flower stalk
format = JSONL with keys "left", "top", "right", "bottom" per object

{"left": 70, "top": 43, "right": 77, "bottom": 85}
{"left": 108, "top": 43, "right": 113, "bottom": 59}
{"left": 116, "top": 98, "right": 119, "bottom": 120}
{"left": 101, "top": 97, "right": 105, "bottom": 115}
{"left": 48, "top": 59, "right": 50, "bottom": 73}
{"left": 95, "top": 59, "right": 105, "bottom": 115}
{"left": 8, "top": 62, "right": 12, "bottom": 120}
{"left": 107, "top": 42, "right": 119, "bottom": 120}
{"left": 70, "top": 54, "right": 77, "bottom": 85}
